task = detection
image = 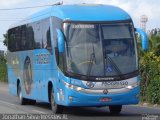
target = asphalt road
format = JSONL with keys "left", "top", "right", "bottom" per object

{"left": 0, "top": 82, "right": 159, "bottom": 120}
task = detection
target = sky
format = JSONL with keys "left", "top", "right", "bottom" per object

{"left": 0, "top": 0, "right": 159, "bottom": 51}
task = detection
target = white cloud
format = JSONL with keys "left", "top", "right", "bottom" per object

{"left": 0, "top": 0, "right": 27, "bottom": 7}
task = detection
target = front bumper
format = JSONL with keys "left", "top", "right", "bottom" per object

{"left": 60, "top": 85, "right": 140, "bottom": 107}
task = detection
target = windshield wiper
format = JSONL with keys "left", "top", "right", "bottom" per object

{"left": 87, "top": 44, "right": 96, "bottom": 76}
{"left": 105, "top": 55, "right": 125, "bottom": 79}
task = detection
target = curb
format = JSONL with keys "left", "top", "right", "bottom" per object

{"left": 137, "top": 102, "right": 160, "bottom": 109}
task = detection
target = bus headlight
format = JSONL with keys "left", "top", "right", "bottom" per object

{"left": 68, "top": 84, "right": 74, "bottom": 89}
{"left": 62, "top": 80, "right": 83, "bottom": 92}
{"left": 76, "top": 87, "right": 82, "bottom": 91}
{"left": 126, "top": 81, "right": 140, "bottom": 89}
{"left": 126, "top": 85, "right": 133, "bottom": 89}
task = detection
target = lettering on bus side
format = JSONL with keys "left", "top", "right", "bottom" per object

{"left": 36, "top": 54, "right": 50, "bottom": 64}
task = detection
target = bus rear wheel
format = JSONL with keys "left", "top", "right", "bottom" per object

{"left": 18, "top": 84, "right": 27, "bottom": 105}
{"left": 50, "top": 89, "right": 63, "bottom": 114}
{"left": 109, "top": 105, "right": 122, "bottom": 115}
{"left": 27, "top": 99, "right": 36, "bottom": 105}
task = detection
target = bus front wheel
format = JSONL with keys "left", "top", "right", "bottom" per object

{"left": 109, "top": 105, "right": 122, "bottom": 115}
{"left": 18, "top": 84, "right": 28, "bottom": 105}
{"left": 50, "top": 89, "right": 63, "bottom": 114}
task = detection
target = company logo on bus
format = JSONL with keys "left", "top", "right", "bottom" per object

{"left": 103, "top": 89, "right": 108, "bottom": 94}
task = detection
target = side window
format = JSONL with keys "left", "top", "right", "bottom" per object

{"left": 21, "top": 25, "right": 27, "bottom": 50}
{"left": 26, "top": 24, "right": 34, "bottom": 50}
{"left": 8, "top": 29, "right": 15, "bottom": 52}
{"left": 58, "top": 53, "right": 64, "bottom": 71}
{"left": 41, "top": 19, "right": 52, "bottom": 51}
{"left": 8, "top": 18, "right": 53, "bottom": 52}
{"left": 32, "top": 21, "right": 43, "bottom": 49}
{"left": 8, "top": 25, "right": 33, "bottom": 52}
{"left": 8, "top": 27, "right": 21, "bottom": 52}
{"left": 15, "top": 27, "right": 21, "bottom": 51}
{"left": 52, "top": 17, "right": 64, "bottom": 71}
{"left": 52, "top": 17, "right": 62, "bottom": 48}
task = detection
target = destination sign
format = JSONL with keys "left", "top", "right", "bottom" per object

{"left": 72, "top": 24, "right": 95, "bottom": 29}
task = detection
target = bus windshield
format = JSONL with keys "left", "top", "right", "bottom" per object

{"left": 63, "top": 22, "right": 138, "bottom": 79}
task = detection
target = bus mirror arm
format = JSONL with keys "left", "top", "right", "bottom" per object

{"left": 56, "top": 29, "right": 65, "bottom": 53}
{"left": 135, "top": 28, "right": 149, "bottom": 51}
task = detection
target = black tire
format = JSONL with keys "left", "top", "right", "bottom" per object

{"left": 109, "top": 105, "right": 122, "bottom": 115}
{"left": 18, "top": 84, "right": 28, "bottom": 105}
{"left": 27, "top": 99, "right": 36, "bottom": 105}
{"left": 50, "top": 88, "right": 63, "bottom": 114}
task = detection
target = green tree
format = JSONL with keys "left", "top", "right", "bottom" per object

{"left": 3, "top": 33, "right": 8, "bottom": 47}
{"left": 148, "top": 29, "right": 160, "bottom": 55}
{"left": 139, "top": 28, "right": 160, "bottom": 104}
{"left": 0, "top": 32, "right": 8, "bottom": 82}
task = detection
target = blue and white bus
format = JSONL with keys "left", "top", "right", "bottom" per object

{"left": 7, "top": 4, "right": 148, "bottom": 114}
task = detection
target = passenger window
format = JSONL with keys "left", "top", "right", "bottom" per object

{"left": 52, "top": 17, "right": 63, "bottom": 67}
{"left": 41, "top": 19, "right": 52, "bottom": 52}
{"left": 26, "top": 24, "right": 34, "bottom": 50}
{"left": 33, "top": 22, "right": 43, "bottom": 49}
{"left": 8, "top": 29, "right": 15, "bottom": 52}
{"left": 8, "top": 18, "right": 52, "bottom": 52}
{"left": 21, "top": 25, "right": 27, "bottom": 50}
{"left": 15, "top": 27, "right": 21, "bottom": 51}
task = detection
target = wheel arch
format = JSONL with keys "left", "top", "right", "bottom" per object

{"left": 48, "top": 81, "right": 53, "bottom": 102}
{"left": 17, "top": 79, "right": 20, "bottom": 96}
{"left": 17, "top": 78, "right": 23, "bottom": 96}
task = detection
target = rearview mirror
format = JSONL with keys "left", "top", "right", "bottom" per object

{"left": 56, "top": 29, "right": 65, "bottom": 53}
{"left": 136, "top": 28, "right": 148, "bottom": 51}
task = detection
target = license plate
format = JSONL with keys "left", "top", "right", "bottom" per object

{"left": 100, "top": 97, "right": 112, "bottom": 102}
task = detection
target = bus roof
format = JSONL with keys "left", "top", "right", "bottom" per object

{"left": 9, "top": 4, "right": 131, "bottom": 28}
